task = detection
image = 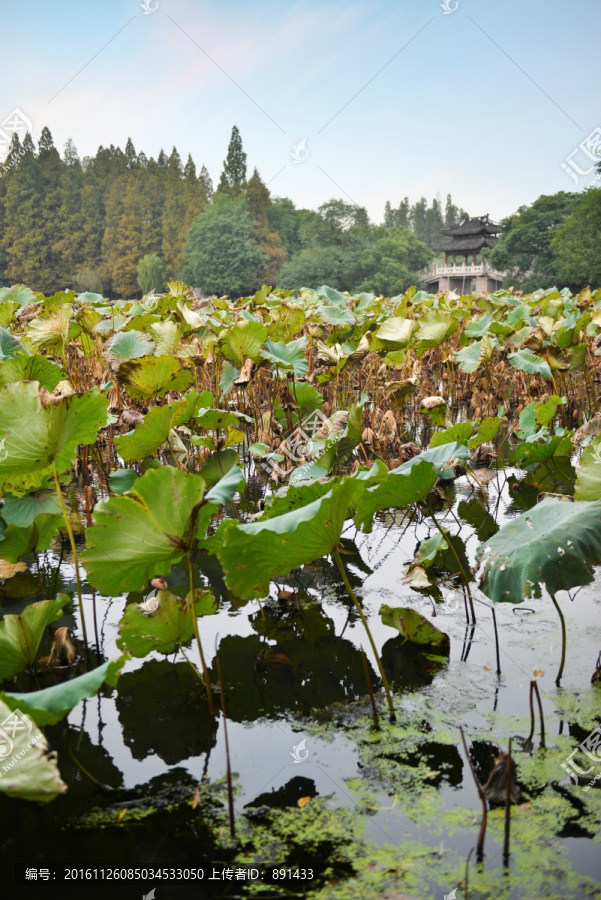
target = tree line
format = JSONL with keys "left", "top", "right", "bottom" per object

{"left": 1, "top": 123, "right": 599, "bottom": 297}
{"left": 0, "top": 126, "right": 470, "bottom": 298}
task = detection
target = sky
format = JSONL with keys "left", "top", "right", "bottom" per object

{"left": 0, "top": 0, "right": 599, "bottom": 224}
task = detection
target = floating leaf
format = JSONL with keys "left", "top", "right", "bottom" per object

{"left": 379, "top": 605, "right": 450, "bottom": 649}
{"left": 0, "top": 326, "right": 26, "bottom": 359}
{"left": 117, "top": 590, "right": 216, "bottom": 657}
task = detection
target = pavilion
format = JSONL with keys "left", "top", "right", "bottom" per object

{"left": 423, "top": 214, "right": 505, "bottom": 293}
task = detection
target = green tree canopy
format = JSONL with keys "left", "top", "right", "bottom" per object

{"left": 489, "top": 192, "right": 578, "bottom": 291}
{"left": 550, "top": 187, "right": 601, "bottom": 290}
{"left": 182, "top": 199, "right": 266, "bottom": 297}
{"left": 137, "top": 253, "right": 166, "bottom": 295}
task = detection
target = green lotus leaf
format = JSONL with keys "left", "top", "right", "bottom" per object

{"left": 509, "top": 433, "right": 573, "bottom": 465}
{"left": 150, "top": 320, "right": 184, "bottom": 357}
{"left": 1, "top": 490, "right": 61, "bottom": 528}
{"left": 114, "top": 391, "right": 210, "bottom": 461}
{"left": 430, "top": 422, "right": 475, "bottom": 447}
{"left": 0, "top": 699, "right": 66, "bottom": 802}
{"left": 476, "top": 497, "right": 601, "bottom": 603}
{"left": 220, "top": 320, "right": 268, "bottom": 367}
{"left": 0, "top": 354, "right": 63, "bottom": 390}
{"left": 354, "top": 459, "right": 438, "bottom": 533}
{"left": 28, "top": 305, "right": 76, "bottom": 350}
{"left": 508, "top": 348, "right": 552, "bottom": 379}
{"left": 219, "top": 360, "right": 240, "bottom": 396}
{"left": 116, "top": 356, "right": 193, "bottom": 399}
{"left": 260, "top": 337, "right": 308, "bottom": 377}
{"left": 0, "top": 595, "right": 70, "bottom": 680}
{"left": 414, "top": 312, "right": 458, "bottom": 353}
{"left": 390, "top": 441, "right": 470, "bottom": 481}
{"left": 83, "top": 466, "right": 207, "bottom": 595}
{"left": 464, "top": 312, "right": 494, "bottom": 338}
{"left": 105, "top": 329, "right": 155, "bottom": 364}
{"left": 0, "top": 383, "right": 108, "bottom": 495}
{"left": 469, "top": 416, "right": 503, "bottom": 448}
{"left": 214, "top": 478, "right": 364, "bottom": 600}
{"left": 0, "top": 658, "right": 126, "bottom": 727}
{"left": 316, "top": 304, "right": 356, "bottom": 327}
{"left": 0, "top": 284, "right": 37, "bottom": 307}
{"left": 117, "top": 590, "right": 216, "bottom": 658}
{"left": 379, "top": 604, "right": 450, "bottom": 649}
{"left": 109, "top": 468, "right": 138, "bottom": 495}
{"left": 0, "top": 326, "right": 26, "bottom": 359}
{"left": 0, "top": 301, "right": 17, "bottom": 328}
{"left": 0, "top": 513, "right": 62, "bottom": 562}
{"left": 574, "top": 435, "right": 601, "bottom": 501}
{"left": 374, "top": 317, "right": 414, "bottom": 347}
{"left": 454, "top": 341, "right": 484, "bottom": 374}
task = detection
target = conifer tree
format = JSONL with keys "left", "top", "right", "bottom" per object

{"left": 216, "top": 126, "right": 247, "bottom": 199}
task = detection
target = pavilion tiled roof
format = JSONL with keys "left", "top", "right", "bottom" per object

{"left": 439, "top": 214, "right": 501, "bottom": 237}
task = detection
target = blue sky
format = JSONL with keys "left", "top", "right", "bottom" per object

{"left": 1, "top": 0, "right": 599, "bottom": 223}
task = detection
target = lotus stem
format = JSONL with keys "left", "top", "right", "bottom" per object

{"left": 551, "top": 594, "right": 567, "bottom": 685}
{"left": 460, "top": 726, "right": 488, "bottom": 862}
{"left": 215, "top": 646, "right": 236, "bottom": 839}
{"left": 187, "top": 552, "right": 215, "bottom": 716}
{"left": 360, "top": 645, "right": 380, "bottom": 731}
{"left": 503, "top": 737, "right": 512, "bottom": 866}
{"left": 332, "top": 548, "right": 396, "bottom": 722}
{"left": 53, "top": 463, "right": 87, "bottom": 645}
{"left": 532, "top": 679, "right": 546, "bottom": 748}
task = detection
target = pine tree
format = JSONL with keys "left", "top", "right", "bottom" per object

{"left": 216, "top": 126, "right": 247, "bottom": 199}
{"left": 199, "top": 165, "right": 213, "bottom": 201}
{"left": 245, "top": 168, "right": 286, "bottom": 287}
{"left": 383, "top": 201, "right": 395, "bottom": 229}
{"left": 125, "top": 137, "right": 137, "bottom": 170}
{"left": 396, "top": 198, "right": 410, "bottom": 229}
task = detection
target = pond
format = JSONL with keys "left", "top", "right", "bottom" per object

{"left": 2, "top": 456, "right": 600, "bottom": 900}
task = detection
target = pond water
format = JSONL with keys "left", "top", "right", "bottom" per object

{"left": 2, "top": 458, "right": 601, "bottom": 900}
